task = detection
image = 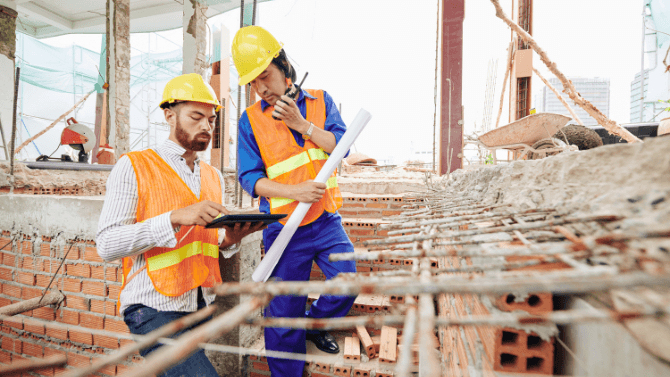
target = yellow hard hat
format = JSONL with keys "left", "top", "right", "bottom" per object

{"left": 160, "top": 73, "right": 221, "bottom": 111}
{"left": 232, "top": 26, "right": 284, "bottom": 86}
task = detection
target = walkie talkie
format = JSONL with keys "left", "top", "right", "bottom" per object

{"left": 272, "top": 72, "right": 309, "bottom": 120}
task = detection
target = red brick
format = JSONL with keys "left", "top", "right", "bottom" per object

{"left": 366, "top": 203, "right": 388, "bottom": 209}
{"left": 17, "top": 272, "right": 35, "bottom": 286}
{"left": 22, "top": 286, "right": 42, "bottom": 300}
{"left": 66, "top": 264, "right": 90, "bottom": 278}
{"left": 22, "top": 341, "right": 43, "bottom": 357}
{"left": 20, "top": 257, "right": 36, "bottom": 270}
{"left": 69, "top": 330, "right": 93, "bottom": 345}
{"left": 40, "top": 243, "right": 51, "bottom": 257}
{"left": 80, "top": 313, "right": 104, "bottom": 329}
{"left": 116, "top": 364, "right": 131, "bottom": 374}
{"left": 104, "top": 318, "right": 129, "bottom": 334}
{"left": 62, "top": 278, "right": 81, "bottom": 293}
{"left": 382, "top": 210, "right": 403, "bottom": 216}
{"left": 22, "top": 241, "right": 32, "bottom": 254}
{"left": 24, "top": 322, "right": 45, "bottom": 335}
{"left": 91, "top": 266, "right": 105, "bottom": 280}
{"left": 36, "top": 274, "right": 52, "bottom": 288}
{"left": 496, "top": 293, "right": 553, "bottom": 315}
{"left": 66, "top": 352, "right": 91, "bottom": 368}
{"left": 90, "top": 299, "right": 105, "bottom": 314}
{"left": 1, "top": 253, "right": 15, "bottom": 267}
{"left": 3, "top": 284, "right": 21, "bottom": 298}
{"left": 44, "top": 347, "right": 66, "bottom": 358}
{"left": 253, "top": 362, "right": 270, "bottom": 371}
{"left": 96, "top": 363, "right": 117, "bottom": 376}
{"left": 0, "top": 297, "right": 9, "bottom": 307}
{"left": 107, "top": 284, "right": 121, "bottom": 299}
{"left": 33, "top": 307, "right": 56, "bottom": 321}
{"left": 93, "top": 335, "right": 119, "bottom": 349}
{"left": 0, "top": 267, "right": 12, "bottom": 281}
{"left": 350, "top": 229, "right": 375, "bottom": 237}
{"left": 57, "top": 309, "right": 79, "bottom": 325}
{"left": 1, "top": 337, "right": 16, "bottom": 352}
{"left": 84, "top": 247, "right": 103, "bottom": 263}
{"left": 45, "top": 326, "right": 68, "bottom": 341}
{"left": 63, "top": 245, "right": 80, "bottom": 260}
{"left": 0, "top": 350, "right": 10, "bottom": 363}
{"left": 34, "top": 366, "right": 55, "bottom": 376}
{"left": 82, "top": 281, "right": 107, "bottom": 296}
{"left": 0, "top": 238, "right": 11, "bottom": 251}
{"left": 65, "top": 296, "right": 88, "bottom": 311}
{"left": 106, "top": 302, "right": 117, "bottom": 316}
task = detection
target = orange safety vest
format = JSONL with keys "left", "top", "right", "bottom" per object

{"left": 246, "top": 89, "right": 342, "bottom": 226}
{"left": 119, "top": 149, "right": 223, "bottom": 303}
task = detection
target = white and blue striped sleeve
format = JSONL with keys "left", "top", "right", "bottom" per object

{"left": 96, "top": 155, "right": 177, "bottom": 262}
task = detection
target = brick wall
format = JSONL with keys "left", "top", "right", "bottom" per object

{"left": 0, "top": 231, "right": 135, "bottom": 376}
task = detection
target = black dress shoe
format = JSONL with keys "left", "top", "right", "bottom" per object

{"left": 306, "top": 331, "right": 340, "bottom": 354}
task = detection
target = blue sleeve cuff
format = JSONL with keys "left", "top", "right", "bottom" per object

{"left": 240, "top": 171, "right": 267, "bottom": 198}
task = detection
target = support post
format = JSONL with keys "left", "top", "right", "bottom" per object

{"left": 210, "top": 25, "right": 231, "bottom": 171}
{"left": 439, "top": 0, "right": 464, "bottom": 175}
{"left": 0, "top": 4, "right": 17, "bottom": 162}
{"left": 107, "top": 0, "right": 130, "bottom": 159}
{"left": 183, "top": 0, "right": 208, "bottom": 76}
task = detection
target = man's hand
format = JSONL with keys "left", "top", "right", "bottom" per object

{"left": 220, "top": 222, "right": 267, "bottom": 249}
{"left": 272, "top": 95, "right": 310, "bottom": 134}
{"left": 170, "top": 200, "right": 229, "bottom": 228}
{"left": 290, "top": 180, "right": 326, "bottom": 203}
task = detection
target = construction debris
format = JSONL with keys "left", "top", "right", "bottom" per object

{"left": 489, "top": 0, "right": 642, "bottom": 144}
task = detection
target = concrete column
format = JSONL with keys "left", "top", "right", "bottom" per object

{"left": 0, "top": 3, "right": 17, "bottom": 161}
{"left": 183, "top": 0, "right": 208, "bottom": 76}
{"left": 106, "top": 0, "right": 130, "bottom": 159}
{"left": 208, "top": 231, "right": 262, "bottom": 375}
{"left": 209, "top": 25, "right": 230, "bottom": 170}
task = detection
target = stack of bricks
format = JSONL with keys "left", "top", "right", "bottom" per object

{"left": 338, "top": 194, "right": 405, "bottom": 220}
{"left": 0, "top": 231, "right": 136, "bottom": 376}
{"left": 492, "top": 292, "right": 555, "bottom": 375}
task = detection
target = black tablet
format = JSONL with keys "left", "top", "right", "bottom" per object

{"left": 205, "top": 214, "right": 287, "bottom": 228}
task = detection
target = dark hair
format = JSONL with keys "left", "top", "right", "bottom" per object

{"left": 160, "top": 101, "right": 185, "bottom": 113}
{"left": 270, "top": 49, "right": 297, "bottom": 83}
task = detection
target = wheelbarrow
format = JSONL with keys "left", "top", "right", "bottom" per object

{"left": 477, "top": 113, "right": 578, "bottom": 162}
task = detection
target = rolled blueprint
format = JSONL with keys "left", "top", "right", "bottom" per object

{"left": 252, "top": 109, "right": 372, "bottom": 282}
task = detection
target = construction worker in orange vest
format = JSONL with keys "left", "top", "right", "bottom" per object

{"left": 96, "top": 73, "right": 264, "bottom": 377}
{"left": 232, "top": 26, "right": 358, "bottom": 376}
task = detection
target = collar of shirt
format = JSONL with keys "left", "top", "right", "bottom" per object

{"left": 260, "top": 88, "right": 317, "bottom": 112}
{"left": 156, "top": 139, "right": 200, "bottom": 165}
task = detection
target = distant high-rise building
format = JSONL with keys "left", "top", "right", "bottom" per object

{"left": 542, "top": 77, "right": 610, "bottom": 126}
{"left": 630, "top": 70, "right": 650, "bottom": 123}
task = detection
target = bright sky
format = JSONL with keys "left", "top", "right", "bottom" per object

{"left": 42, "top": 0, "right": 645, "bottom": 165}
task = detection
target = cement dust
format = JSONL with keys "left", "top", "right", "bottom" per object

{"left": 437, "top": 136, "right": 670, "bottom": 233}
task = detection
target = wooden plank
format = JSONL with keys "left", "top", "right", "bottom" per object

{"left": 356, "top": 325, "right": 376, "bottom": 359}
{"left": 379, "top": 326, "right": 398, "bottom": 363}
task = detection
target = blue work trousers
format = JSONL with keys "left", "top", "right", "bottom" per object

{"left": 264, "top": 213, "right": 357, "bottom": 377}
{"left": 123, "top": 289, "right": 218, "bottom": 377}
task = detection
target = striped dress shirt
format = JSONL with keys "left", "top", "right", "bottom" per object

{"left": 96, "top": 140, "right": 226, "bottom": 315}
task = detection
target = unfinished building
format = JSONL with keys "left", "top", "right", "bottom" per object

{"left": 0, "top": 0, "right": 669, "bottom": 377}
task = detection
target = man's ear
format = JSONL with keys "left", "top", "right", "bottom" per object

{"left": 164, "top": 107, "right": 176, "bottom": 126}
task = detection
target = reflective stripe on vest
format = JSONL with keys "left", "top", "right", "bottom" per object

{"left": 266, "top": 148, "right": 329, "bottom": 180}
{"left": 145, "top": 241, "right": 219, "bottom": 272}
{"left": 270, "top": 175, "right": 339, "bottom": 209}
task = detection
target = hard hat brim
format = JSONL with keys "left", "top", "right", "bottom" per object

{"left": 238, "top": 42, "right": 284, "bottom": 86}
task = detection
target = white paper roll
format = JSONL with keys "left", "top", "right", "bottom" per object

{"left": 252, "top": 109, "right": 372, "bottom": 282}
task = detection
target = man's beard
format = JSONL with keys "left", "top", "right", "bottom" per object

{"left": 176, "top": 119, "right": 211, "bottom": 152}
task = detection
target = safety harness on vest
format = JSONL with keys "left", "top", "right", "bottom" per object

{"left": 246, "top": 89, "right": 342, "bottom": 226}
{"left": 118, "top": 150, "right": 223, "bottom": 308}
